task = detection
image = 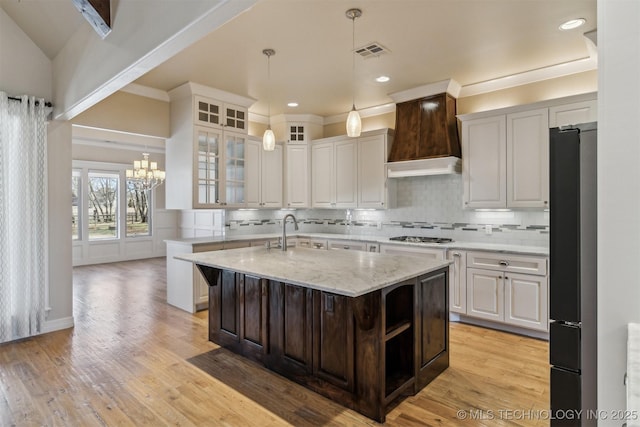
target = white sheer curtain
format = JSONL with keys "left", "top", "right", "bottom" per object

{"left": 0, "top": 92, "right": 48, "bottom": 343}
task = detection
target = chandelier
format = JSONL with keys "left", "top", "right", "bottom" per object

{"left": 126, "top": 152, "right": 165, "bottom": 191}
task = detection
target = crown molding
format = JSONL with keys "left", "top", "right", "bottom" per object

{"left": 167, "top": 81, "right": 256, "bottom": 107}
{"left": 323, "top": 103, "right": 396, "bottom": 125}
{"left": 389, "top": 79, "right": 462, "bottom": 103}
{"left": 459, "top": 56, "right": 597, "bottom": 98}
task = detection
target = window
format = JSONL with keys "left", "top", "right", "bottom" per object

{"left": 72, "top": 162, "right": 153, "bottom": 242}
{"left": 88, "top": 172, "right": 119, "bottom": 240}
{"left": 72, "top": 170, "right": 81, "bottom": 240}
{"left": 126, "top": 180, "right": 150, "bottom": 237}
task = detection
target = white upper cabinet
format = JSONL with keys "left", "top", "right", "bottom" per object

{"left": 311, "top": 140, "right": 336, "bottom": 207}
{"left": 245, "top": 138, "right": 283, "bottom": 208}
{"left": 311, "top": 137, "right": 357, "bottom": 208}
{"left": 462, "top": 115, "right": 507, "bottom": 209}
{"left": 506, "top": 108, "right": 549, "bottom": 208}
{"left": 166, "top": 83, "right": 255, "bottom": 209}
{"left": 358, "top": 133, "right": 392, "bottom": 209}
{"left": 549, "top": 99, "right": 597, "bottom": 128}
{"left": 285, "top": 144, "right": 311, "bottom": 208}
{"left": 311, "top": 129, "right": 394, "bottom": 209}
{"left": 194, "top": 95, "right": 248, "bottom": 133}
{"left": 334, "top": 138, "right": 358, "bottom": 208}
{"left": 460, "top": 93, "right": 595, "bottom": 210}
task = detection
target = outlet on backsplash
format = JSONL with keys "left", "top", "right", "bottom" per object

{"left": 485, "top": 224, "right": 492, "bottom": 235}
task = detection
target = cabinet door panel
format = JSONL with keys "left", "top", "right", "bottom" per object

{"left": 242, "top": 275, "right": 264, "bottom": 345}
{"left": 220, "top": 270, "right": 239, "bottom": 335}
{"left": 335, "top": 139, "right": 358, "bottom": 208}
{"left": 447, "top": 251, "right": 466, "bottom": 314}
{"left": 261, "top": 144, "right": 283, "bottom": 207}
{"left": 286, "top": 145, "right": 310, "bottom": 208}
{"left": 244, "top": 139, "right": 261, "bottom": 207}
{"left": 283, "top": 284, "right": 307, "bottom": 362}
{"left": 462, "top": 116, "right": 507, "bottom": 208}
{"left": 358, "top": 135, "right": 386, "bottom": 208}
{"left": 311, "top": 142, "right": 334, "bottom": 207}
{"left": 268, "top": 282, "right": 313, "bottom": 375}
{"left": 466, "top": 268, "right": 503, "bottom": 322}
{"left": 507, "top": 108, "right": 549, "bottom": 208}
{"left": 314, "top": 292, "right": 355, "bottom": 391}
{"left": 504, "top": 273, "right": 548, "bottom": 331}
{"left": 419, "top": 271, "right": 447, "bottom": 365}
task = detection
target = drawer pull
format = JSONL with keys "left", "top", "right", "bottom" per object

{"left": 499, "top": 260, "right": 510, "bottom": 267}
{"left": 452, "top": 252, "right": 461, "bottom": 257}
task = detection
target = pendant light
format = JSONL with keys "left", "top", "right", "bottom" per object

{"left": 345, "top": 8, "right": 362, "bottom": 137}
{"left": 262, "top": 48, "right": 276, "bottom": 151}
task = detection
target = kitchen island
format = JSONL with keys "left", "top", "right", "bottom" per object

{"left": 176, "top": 246, "right": 450, "bottom": 422}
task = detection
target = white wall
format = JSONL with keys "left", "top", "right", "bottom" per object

{"left": 598, "top": 0, "right": 640, "bottom": 421}
{"left": 44, "top": 120, "right": 74, "bottom": 332}
{"left": 0, "top": 7, "right": 52, "bottom": 100}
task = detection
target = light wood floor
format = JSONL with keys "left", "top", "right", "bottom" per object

{"left": 0, "top": 258, "right": 549, "bottom": 426}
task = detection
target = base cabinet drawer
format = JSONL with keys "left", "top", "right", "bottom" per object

{"left": 467, "top": 251, "right": 547, "bottom": 276}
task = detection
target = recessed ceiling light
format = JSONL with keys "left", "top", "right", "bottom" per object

{"left": 559, "top": 18, "right": 586, "bottom": 31}
{"left": 375, "top": 75, "right": 390, "bottom": 83}
{"left": 287, "top": 102, "right": 299, "bottom": 107}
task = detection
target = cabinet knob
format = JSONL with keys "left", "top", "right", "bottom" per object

{"left": 544, "top": 201, "right": 548, "bottom": 204}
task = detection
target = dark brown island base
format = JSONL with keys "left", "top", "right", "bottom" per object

{"left": 179, "top": 246, "right": 450, "bottom": 422}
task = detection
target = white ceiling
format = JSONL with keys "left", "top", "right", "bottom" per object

{"left": 1, "top": 0, "right": 597, "bottom": 119}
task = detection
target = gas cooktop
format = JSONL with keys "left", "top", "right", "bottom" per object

{"left": 389, "top": 236, "right": 453, "bottom": 244}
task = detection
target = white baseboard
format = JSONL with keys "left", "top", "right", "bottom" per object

{"left": 42, "top": 316, "right": 75, "bottom": 334}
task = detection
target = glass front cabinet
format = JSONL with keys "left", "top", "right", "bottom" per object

{"left": 195, "top": 127, "right": 246, "bottom": 208}
{"left": 166, "top": 83, "right": 253, "bottom": 210}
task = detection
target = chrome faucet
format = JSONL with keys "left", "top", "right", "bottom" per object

{"left": 281, "top": 213, "right": 299, "bottom": 251}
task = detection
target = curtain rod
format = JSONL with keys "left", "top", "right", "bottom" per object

{"left": 8, "top": 96, "right": 53, "bottom": 108}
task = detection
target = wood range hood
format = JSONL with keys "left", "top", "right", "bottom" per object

{"left": 386, "top": 79, "right": 462, "bottom": 177}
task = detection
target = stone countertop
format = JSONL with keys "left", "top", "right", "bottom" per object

{"left": 175, "top": 246, "right": 451, "bottom": 298}
{"left": 165, "top": 233, "right": 549, "bottom": 256}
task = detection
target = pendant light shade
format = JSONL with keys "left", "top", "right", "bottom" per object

{"left": 263, "top": 128, "right": 275, "bottom": 151}
{"left": 345, "top": 8, "right": 362, "bottom": 137}
{"left": 262, "top": 48, "right": 276, "bottom": 151}
{"left": 346, "top": 105, "right": 362, "bottom": 137}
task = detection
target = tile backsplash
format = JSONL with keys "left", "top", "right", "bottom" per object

{"left": 180, "top": 174, "right": 549, "bottom": 247}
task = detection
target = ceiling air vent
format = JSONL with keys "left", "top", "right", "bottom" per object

{"left": 354, "top": 42, "right": 390, "bottom": 58}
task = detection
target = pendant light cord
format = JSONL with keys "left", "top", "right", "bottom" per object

{"left": 262, "top": 49, "right": 275, "bottom": 129}
{"left": 351, "top": 13, "right": 356, "bottom": 109}
{"left": 267, "top": 53, "right": 271, "bottom": 127}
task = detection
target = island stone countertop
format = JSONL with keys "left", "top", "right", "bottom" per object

{"left": 175, "top": 245, "right": 451, "bottom": 297}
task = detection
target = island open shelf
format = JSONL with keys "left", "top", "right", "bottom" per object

{"left": 178, "top": 246, "right": 450, "bottom": 422}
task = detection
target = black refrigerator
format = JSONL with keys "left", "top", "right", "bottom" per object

{"left": 549, "top": 122, "right": 597, "bottom": 426}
